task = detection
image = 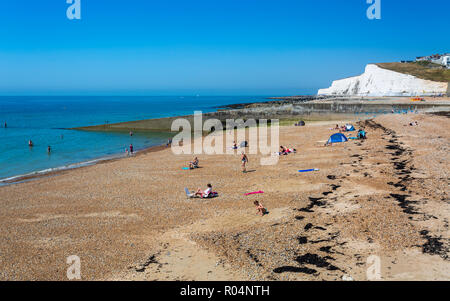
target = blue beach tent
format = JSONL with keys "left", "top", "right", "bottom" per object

{"left": 345, "top": 124, "right": 356, "bottom": 131}
{"left": 328, "top": 133, "right": 348, "bottom": 144}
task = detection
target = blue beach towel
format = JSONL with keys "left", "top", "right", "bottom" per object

{"left": 299, "top": 169, "right": 319, "bottom": 173}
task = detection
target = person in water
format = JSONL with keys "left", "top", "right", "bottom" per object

{"left": 47, "top": 146, "right": 51, "bottom": 153}
{"left": 129, "top": 144, "right": 134, "bottom": 154}
{"left": 28, "top": 140, "right": 34, "bottom": 147}
{"left": 241, "top": 152, "right": 248, "bottom": 173}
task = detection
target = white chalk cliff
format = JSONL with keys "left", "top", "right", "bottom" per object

{"left": 318, "top": 64, "right": 448, "bottom": 96}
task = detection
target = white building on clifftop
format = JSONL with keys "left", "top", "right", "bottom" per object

{"left": 416, "top": 53, "right": 450, "bottom": 69}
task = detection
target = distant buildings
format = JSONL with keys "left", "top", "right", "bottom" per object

{"left": 415, "top": 53, "right": 450, "bottom": 69}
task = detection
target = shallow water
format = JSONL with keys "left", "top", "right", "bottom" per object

{"left": 0, "top": 96, "right": 268, "bottom": 180}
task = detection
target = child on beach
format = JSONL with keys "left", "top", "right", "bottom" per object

{"left": 241, "top": 152, "right": 248, "bottom": 173}
{"left": 254, "top": 201, "right": 267, "bottom": 216}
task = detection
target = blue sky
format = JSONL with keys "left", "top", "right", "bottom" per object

{"left": 0, "top": 0, "right": 449, "bottom": 96}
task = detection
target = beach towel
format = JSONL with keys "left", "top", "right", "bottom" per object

{"left": 244, "top": 191, "right": 264, "bottom": 196}
{"left": 182, "top": 167, "right": 190, "bottom": 170}
{"left": 184, "top": 188, "right": 195, "bottom": 198}
{"left": 298, "top": 169, "right": 319, "bottom": 173}
{"left": 203, "top": 191, "right": 219, "bottom": 199}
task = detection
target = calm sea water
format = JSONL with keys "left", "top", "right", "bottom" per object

{"left": 0, "top": 96, "right": 268, "bottom": 181}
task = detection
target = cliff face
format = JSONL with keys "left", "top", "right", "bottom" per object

{"left": 318, "top": 64, "right": 448, "bottom": 96}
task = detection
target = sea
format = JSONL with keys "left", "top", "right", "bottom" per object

{"left": 0, "top": 96, "right": 270, "bottom": 182}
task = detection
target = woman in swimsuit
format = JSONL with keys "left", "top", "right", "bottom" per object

{"left": 195, "top": 184, "right": 212, "bottom": 198}
{"left": 241, "top": 152, "right": 248, "bottom": 173}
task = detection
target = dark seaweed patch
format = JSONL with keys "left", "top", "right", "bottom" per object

{"left": 273, "top": 266, "right": 317, "bottom": 275}
{"left": 295, "top": 253, "right": 341, "bottom": 271}
{"left": 297, "top": 236, "right": 308, "bottom": 244}
{"left": 419, "top": 230, "right": 449, "bottom": 260}
{"left": 390, "top": 193, "right": 419, "bottom": 215}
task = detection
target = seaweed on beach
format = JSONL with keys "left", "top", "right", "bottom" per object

{"left": 295, "top": 253, "right": 341, "bottom": 271}
{"left": 419, "top": 230, "right": 449, "bottom": 260}
{"left": 273, "top": 266, "right": 317, "bottom": 275}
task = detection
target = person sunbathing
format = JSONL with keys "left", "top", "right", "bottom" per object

{"left": 254, "top": 201, "right": 267, "bottom": 216}
{"left": 279, "top": 146, "right": 288, "bottom": 155}
{"left": 195, "top": 184, "right": 213, "bottom": 198}
{"left": 189, "top": 157, "right": 199, "bottom": 169}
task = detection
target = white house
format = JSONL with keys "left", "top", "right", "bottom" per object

{"left": 416, "top": 53, "right": 450, "bottom": 68}
{"left": 442, "top": 56, "right": 450, "bottom": 69}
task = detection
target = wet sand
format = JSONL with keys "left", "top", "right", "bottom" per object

{"left": 0, "top": 114, "right": 448, "bottom": 280}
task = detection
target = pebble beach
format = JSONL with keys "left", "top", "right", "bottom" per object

{"left": 0, "top": 113, "right": 449, "bottom": 281}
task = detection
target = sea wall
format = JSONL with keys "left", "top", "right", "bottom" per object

{"left": 318, "top": 64, "right": 448, "bottom": 96}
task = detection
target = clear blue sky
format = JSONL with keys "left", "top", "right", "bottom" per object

{"left": 1, "top": 0, "right": 449, "bottom": 96}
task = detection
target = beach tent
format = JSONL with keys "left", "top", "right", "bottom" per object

{"left": 298, "top": 120, "right": 306, "bottom": 126}
{"left": 345, "top": 124, "right": 355, "bottom": 131}
{"left": 327, "top": 133, "right": 348, "bottom": 144}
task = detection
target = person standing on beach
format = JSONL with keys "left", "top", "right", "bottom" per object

{"left": 241, "top": 152, "right": 248, "bottom": 173}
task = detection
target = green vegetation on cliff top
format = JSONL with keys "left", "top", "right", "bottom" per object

{"left": 377, "top": 62, "right": 450, "bottom": 82}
